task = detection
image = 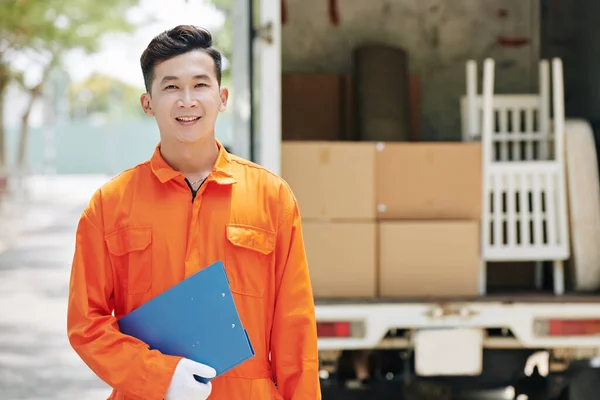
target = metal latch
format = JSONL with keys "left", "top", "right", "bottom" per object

{"left": 254, "top": 21, "right": 273, "bottom": 44}
{"left": 425, "top": 304, "right": 479, "bottom": 319}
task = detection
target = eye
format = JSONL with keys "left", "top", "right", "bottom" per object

{"left": 196, "top": 83, "right": 208, "bottom": 88}
{"left": 164, "top": 85, "right": 177, "bottom": 90}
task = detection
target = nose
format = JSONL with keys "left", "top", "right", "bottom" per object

{"left": 177, "top": 89, "right": 198, "bottom": 108}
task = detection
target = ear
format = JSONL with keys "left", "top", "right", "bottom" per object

{"left": 140, "top": 93, "right": 154, "bottom": 117}
{"left": 218, "top": 87, "right": 229, "bottom": 112}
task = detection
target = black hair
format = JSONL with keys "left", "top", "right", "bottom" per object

{"left": 140, "top": 25, "right": 222, "bottom": 93}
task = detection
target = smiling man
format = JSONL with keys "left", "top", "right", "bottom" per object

{"left": 66, "top": 25, "right": 321, "bottom": 400}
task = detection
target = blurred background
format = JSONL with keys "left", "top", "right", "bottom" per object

{"left": 0, "top": 0, "right": 232, "bottom": 177}
{"left": 2, "top": 0, "right": 600, "bottom": 399}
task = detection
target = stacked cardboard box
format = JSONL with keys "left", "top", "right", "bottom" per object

{"left": 375, "top": 142, "right": 482, "bottom": 298}
{"left": 281, "top": 71, "right": 486, "bottom": 299}
{"left": 282, "top": 73, "right": 380, "bottom": 299}
{"left": 282, "top": 142, "right": 378, "bottom": 298}
{"left": 282, "top": 141, "right": 483, "bottom": 299}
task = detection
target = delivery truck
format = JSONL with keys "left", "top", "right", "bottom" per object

{"left": 229, "top": 0, "right": 600, "bottom": 398}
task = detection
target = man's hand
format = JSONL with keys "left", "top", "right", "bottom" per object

{"left": 165, "top": 358, "right": 216, "bottom": 400}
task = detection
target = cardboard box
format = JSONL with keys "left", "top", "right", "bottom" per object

{"left": 376, "top": 142, "right": 482, "bottom": 220}
{"left": 303, "top": 221, "right": 377, "bottom": 298}
{"left": 283, "top": 73, "right": 418, "bottom": 142}
{"left": 282, "top": 73, "right": 345, "bottom": 141}
{"left": 282, "top": 142, "right": 376, "bottom": 220}
{"left": 379, "top": 221, "right": 480, "bottom": 298}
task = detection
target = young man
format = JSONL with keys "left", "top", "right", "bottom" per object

{"left": 66, "top": 25, "right": 321, "bottom": 400}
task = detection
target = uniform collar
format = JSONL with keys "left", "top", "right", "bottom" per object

{"left": 150, "top": 140, "right": 236, "bottom": 185}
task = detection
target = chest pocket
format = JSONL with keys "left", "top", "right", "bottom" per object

{"left": 225, "top": 224, "right": 276, "bottom": 298}
{"left": 105, "top": 226, "right": 153, "bottom": 295}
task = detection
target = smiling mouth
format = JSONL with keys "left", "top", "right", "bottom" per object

{"left": 176, "top": 116, "right": 201, "bottom": 122}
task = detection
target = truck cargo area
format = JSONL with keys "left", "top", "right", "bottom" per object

{"left": 237, "top": 0, "right": 600, "bottom": 397}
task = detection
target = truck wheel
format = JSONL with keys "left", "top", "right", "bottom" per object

{"left": 565, "top": 367, "right": 600, "bottom": 400}
{"left": 513, "top": 371, "right": 548, "bottom": 400}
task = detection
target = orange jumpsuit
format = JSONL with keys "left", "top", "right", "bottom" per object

{"left": 67, "top": 141, "right": 321, "bottom": 399}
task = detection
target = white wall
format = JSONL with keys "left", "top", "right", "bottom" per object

{"left": 281, "top": 0, "right": 540, "bottom": 140}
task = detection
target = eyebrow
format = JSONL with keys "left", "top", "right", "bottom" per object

{"left": 160, "top": 75, "right": 211, "bottom": 85}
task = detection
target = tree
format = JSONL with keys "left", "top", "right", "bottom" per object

{"left": 0, "top": 0, "right": 148, "bottom": 171}
{"left": 68, "top": 73, "right": 146, "bottom": 121}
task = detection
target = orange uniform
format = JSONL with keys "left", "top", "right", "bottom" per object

{"left": 67, "top": 142, "right": 321, "bottom": 399}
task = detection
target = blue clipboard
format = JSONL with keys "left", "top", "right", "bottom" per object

{"left": 117, "top": 260, "right": 255, "bottom": 382}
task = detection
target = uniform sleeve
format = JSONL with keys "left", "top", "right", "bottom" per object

{"left": 66, "top": 192, "right": 181, "bottom": 400}
{"left": 270, "top": 189, "right": 322, "bottom": 400}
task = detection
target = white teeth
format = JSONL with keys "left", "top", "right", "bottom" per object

{"left": 177, "top": 117, "right": 199, "bottom": 122}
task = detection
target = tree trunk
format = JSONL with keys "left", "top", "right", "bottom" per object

{"left": 16, "top": 56, "right": 57, "bottom": 171}
{"left": 0, "top": 62, "right": 10, "bottom": 200}
{"left": 0, "top": 62, "right": 10, "bottom": 170}
{"left": 16, "top": 84, "right": 43, "bottom": 170}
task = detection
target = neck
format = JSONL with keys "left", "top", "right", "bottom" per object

{"left": 159, "top": 138, "right": 219, "bottom": 178}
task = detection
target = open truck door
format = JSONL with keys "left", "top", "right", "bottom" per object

{"left": 229, "top": 3, "right": 600, "bottom": 399}
{"left": 231, "top": 0, "right": 281, "bottom": 176}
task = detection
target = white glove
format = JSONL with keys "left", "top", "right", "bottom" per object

{"left": 524, "top": 350, "right": 549, "bottom": 377}
{"left": 165, "top": 358, "right": 216, "bottom": 400}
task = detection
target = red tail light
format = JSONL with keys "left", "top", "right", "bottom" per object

{"left": 547, "top": 319, "right": 600, "bottom": 336}
{"left": 317, "top": 322, "right": 351, "bottom": 338}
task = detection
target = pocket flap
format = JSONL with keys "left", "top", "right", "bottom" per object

{"left": 226, "top": 224, "right": 276, "bottom": 255}
{"left": 105, "top": 226, "right": 152, "bottom": 256}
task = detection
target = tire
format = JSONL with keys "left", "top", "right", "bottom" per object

{"left": 566, "top": 367, "right": 600, "bottom": 400}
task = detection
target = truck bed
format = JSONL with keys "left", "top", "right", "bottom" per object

{"left": 314, "top": 290, "right": 600, "bottom": 351}
{"left": 315, "top": 290, "right": 600, "bottom": 305}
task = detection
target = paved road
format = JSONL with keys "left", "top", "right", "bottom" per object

{"left": 0, "top": 175, "right": 113, "bottom": 400}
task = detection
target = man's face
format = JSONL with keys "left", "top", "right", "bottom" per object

{"left": 140, "top": 50, "right": 228, "bottom": 145}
